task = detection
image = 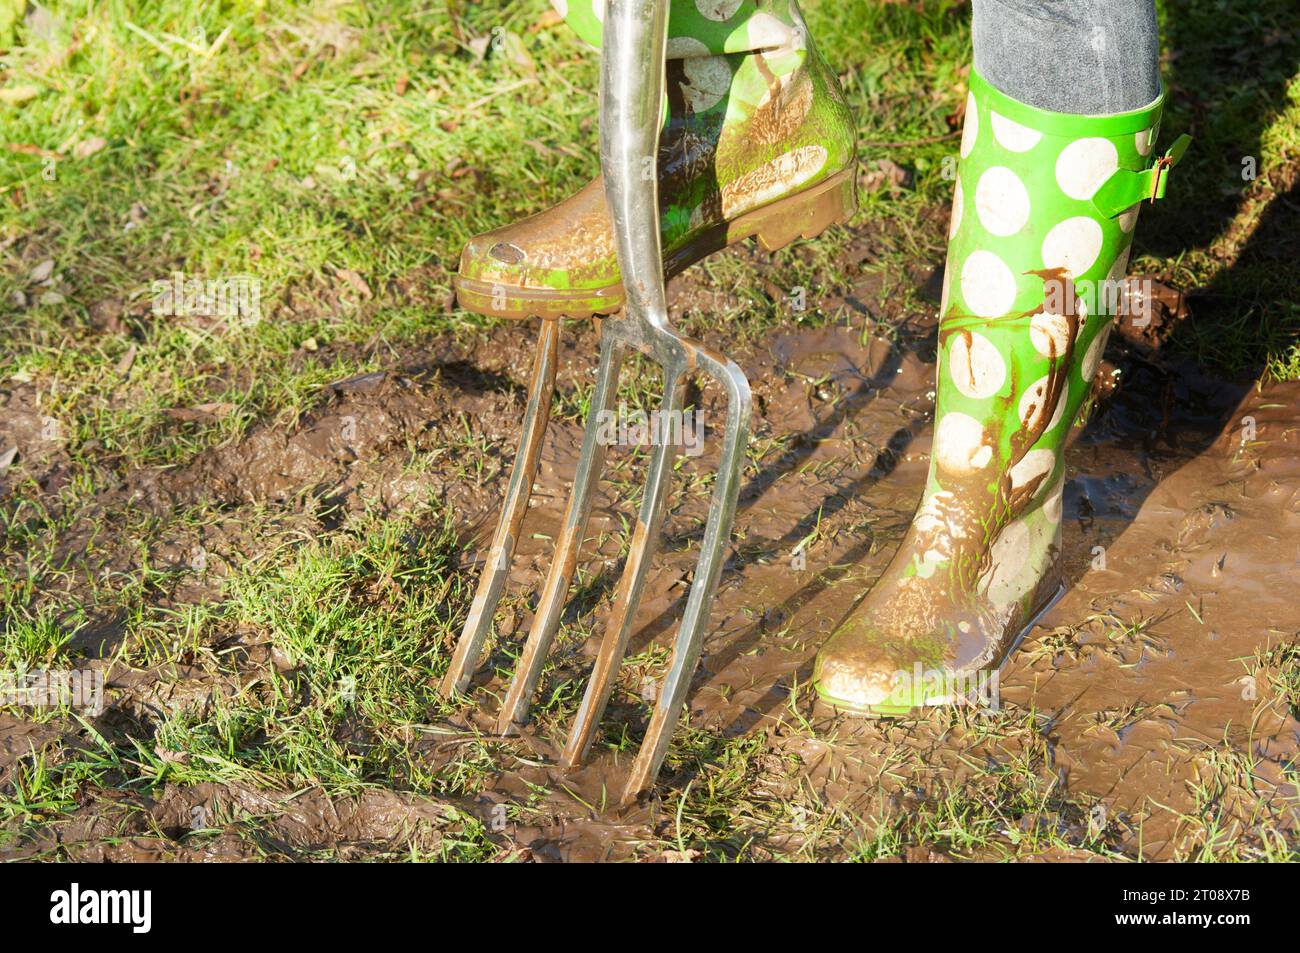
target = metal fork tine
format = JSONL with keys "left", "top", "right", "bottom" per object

{"left": 494, "top": 332, "right": 625, "bottom": 734}
{"left": 621, "top": 351, "right": 750, "bottom": 804}
{"left": 561, "top": 362, "right": 686, "bottom": 768}
{"left": 441, "top": 318, "right": 560, "bottom": 696}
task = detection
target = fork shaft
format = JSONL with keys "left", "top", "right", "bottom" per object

{"left": 495, "top": 330, "right": 625, "bottom": 733}
{"left": 441, "top": 318, "right": 560, "bottom": 696}
{"left": 599, "top": 0, "right": 670, "bottom": 326}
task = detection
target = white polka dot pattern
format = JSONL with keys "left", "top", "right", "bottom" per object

{"left": 666, "top": 35, "right": 711, "bottom": 58}
{"left": 949, "top": 331, "right": 1007, "bottom": 399}
{"left": 1009, "top": 448, "right": 1055, "bottom": 496}
{"left": 990, "top": 111, "right": 1043, "bottom": 152}
{"left": 1055, "top": 137, "right": 1118, "bottom": 201}
{"left": 680, "top": 55, "right": 732, "bottom": 113}
{"left": 960, "top": 249, "right": 1018, "bottom": 318}
{"left": 1018, "top": 377, "right": 1067, "bottom": 433}
{"left": 934, "top": 412, "right": 992, "bottom": 476}
{"left": 1041, "top": 216, "right": 1104, "bottom": 278}
{"left": 1029, "top": 311, "right": 1072, "bottom": 358}
{"left": 696, "top": 0, "right": 743, "bottom": 21}
{"left": 983, "top": 518, "right": 1033, "bottom": 607}
{"left": 975, "top": 166, "right": 1030, "bottom": 237}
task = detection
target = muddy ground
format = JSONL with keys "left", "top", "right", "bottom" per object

{"left": 3, "top": 222, "right": 1299, "bottom": 861}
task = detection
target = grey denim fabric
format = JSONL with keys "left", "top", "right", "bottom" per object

{"left": 972, "top": 0, "right": 1161, "bottom": 114}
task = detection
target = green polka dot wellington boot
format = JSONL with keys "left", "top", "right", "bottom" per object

{"left": 814, "top": 69, "right": 1190, "bottom": 715}
{"left": 453, "top": 0, "right": 857, "bottom": 319}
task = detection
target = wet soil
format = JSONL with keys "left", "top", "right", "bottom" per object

{"left": 2, "top": 248, "right": 1297, "bottom": 862}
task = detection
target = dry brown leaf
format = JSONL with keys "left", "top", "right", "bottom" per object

{"left": 6, "top": 143, "right": 60, "bottom": 159}
{"left": 73, "top": 136, "right": 107, "bottom": 160}
{"left": 0, "top": 85, "right": 41, "bottom": 105}
{"left": 115, "top": 344, "right": 137, "bottom": 377}
{"left": 529, "top": 9, "right": 563, "bottom": 32}
{"left": 29, "top": 259, "right": 54, "bottom": 283}
{"left": 165, "top": 403, "right": 236, "bottom": 423}
{"left": 334, "top": 267, "right": 372, "bottom": 300}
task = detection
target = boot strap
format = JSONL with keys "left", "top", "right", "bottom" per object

{"left": 1091, "top": 134, "right": 1193, "bottom": 218}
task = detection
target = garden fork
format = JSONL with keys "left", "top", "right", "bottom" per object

{"left": 440, "top": 0, "right": 752, "bottom": 805}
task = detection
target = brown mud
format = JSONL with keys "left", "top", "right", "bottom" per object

{"left": 2, "top": 249, "right": 1298, "bottom": 861}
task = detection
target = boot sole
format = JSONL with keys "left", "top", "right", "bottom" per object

{"left": 453, "top": 165, "right": 857, "bottom": 320}
{"left": 814, "top": 582, "right": 1067, "bottom": 718}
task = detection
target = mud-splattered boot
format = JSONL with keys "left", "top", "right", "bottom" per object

{"left": 814, "top": 69, "right": 1189, "bottom": 714}
{"left": 453, "top": 0, "right": 856, "bottom": 319}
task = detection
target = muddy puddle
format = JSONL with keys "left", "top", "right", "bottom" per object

{"left": 3, "top": 259, "right": 1297, "bottom": 862}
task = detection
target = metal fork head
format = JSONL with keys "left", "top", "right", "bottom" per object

{"left": 440, "top": 0, "right": 751, "bottom": 806}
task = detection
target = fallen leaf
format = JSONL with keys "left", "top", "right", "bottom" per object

{"left": 38, "top": 290, "right": 65, "bottom": 305}
{"left": 165, "top": 403, "right": 236, "bottom": 423}
{"left": 662, "top": 849, "right": 700, "bottom": 863}
{"left": 153, "top": 745, "right": 190, "bottom": 765}
{"left": 5, "top": 143, "right": 60, "bottom": 159}
{"left": 24, "top": 3, "right": 61, "bottom": 43}
{"left": 73, "top": 136, "right": 108, "bottom": 160}
{"left": 523, "top": 139, "right": 558, "bottom": 157}
{"left": 395, "top": 73, "right": 409, "bottom": 96}
{"left": 0, "top": 85, "right": 41, "bottom": 105}
{"left": 334, "top": 267, "right": 372, "bottom": 300}
{"left": 859, "top": 158, "right": 911, "bottom": 193}
{"left": 29, "top": 259, "right": 54, "bottom": 283}
{"left": 529, "top": 9, "right": 563, "bottom": 32}
{"left": 115, "top": 343, "right": 137, "bottom": 377}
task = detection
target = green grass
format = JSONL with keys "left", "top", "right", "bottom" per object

{"left": 1, "top": 0, "right": 1298, "bottom": 860}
